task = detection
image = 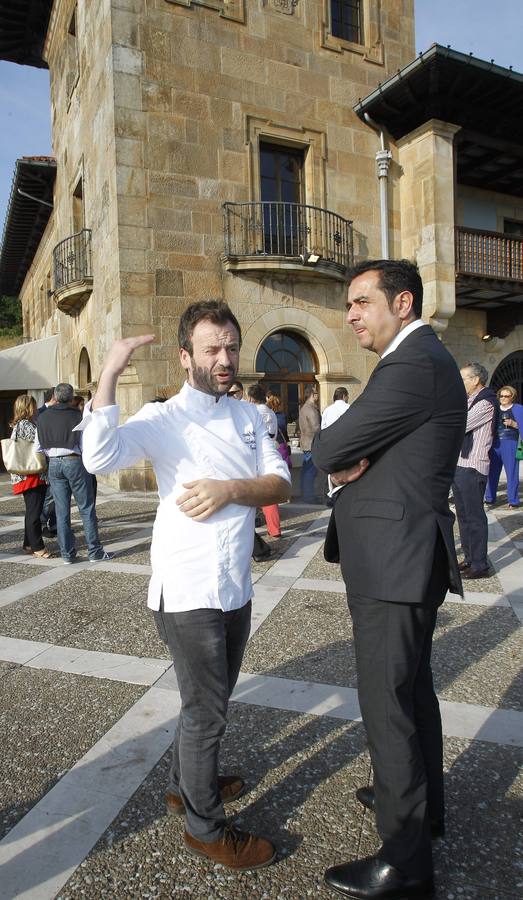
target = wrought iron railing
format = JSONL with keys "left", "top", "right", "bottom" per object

{"left": 456, "top": 226, "right": 523, "bottom": 282}
{"left": 223, "top": 201, "right": 353, "bottom": 271}
{"left": 53, "top": 228, "right": 92, "bottom": 292}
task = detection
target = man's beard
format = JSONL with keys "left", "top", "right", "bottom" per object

{"left": 190, "top": 365, "right": 235, "bottom": 397}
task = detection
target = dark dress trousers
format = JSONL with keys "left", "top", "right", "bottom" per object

{"left": 312, "top": 325, "right": 467, "bottom": 878}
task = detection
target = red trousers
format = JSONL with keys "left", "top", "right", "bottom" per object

{"left": 262, "top": 504, "right": 281, "bottom": 537}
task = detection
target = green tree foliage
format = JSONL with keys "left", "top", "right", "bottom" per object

{"left": 0, "top": 296, "right": 23, "bottom": 335}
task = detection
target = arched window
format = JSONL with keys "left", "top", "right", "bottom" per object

{"left": 491, "top": 351, "right": 523, "bottom": 403}
{"left": 78, "top": 347, "right": 92, "bottom": 390}
{"left": 256, "top": 331, "right": 317, "bottom": 423}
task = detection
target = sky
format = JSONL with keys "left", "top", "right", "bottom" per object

{"left": 0, "top": 0, "right": 522, "bottom": 238}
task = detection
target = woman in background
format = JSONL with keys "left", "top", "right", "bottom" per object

{"left": 485, "top": 385, "right": 523, "bottom": 509}
{"left": 10, "top": 394, "right": 51, "bottom": 558}
{"left": 267, "top": 393, "right": 291, "bottom": 470}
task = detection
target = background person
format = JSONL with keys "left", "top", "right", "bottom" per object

{"left": 452, "top": 363, "right": 497, "bottom": 579}
{"left": 247, "top": 384, "right": 281, "bottom": 538}
{"left": 227, "top": 380, "right": 244, "bottom": 400}
{"left": 267, "top": 393, "right": 291, "bottom": 470}
{"left": 298, "top": 383, "right": 321, "bottom": 503}
{"left": 80, "top": 301, "right": 290, "bottom": 870}
{"left": 37, "top": 388, "right": 57, "bottom": 537}
{"left": 36, "top": 383, "right": 112, "bottom": 565}
{"left": 9, "top": 394, "right": 51, "bottom": 559}
{"left": 313, "top": 259, "right": 466, "bottom": 900}
{"left": 485, "top": 385, "right": 523, "bottom": 509}
{"left": 321, "top": 387, "right": 350, "bottom": 429}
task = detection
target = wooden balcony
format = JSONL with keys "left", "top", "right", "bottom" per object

{"left": 456, "top": 226, "right": 523, "bottom": 283}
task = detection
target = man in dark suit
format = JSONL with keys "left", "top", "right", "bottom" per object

{"left": 313, "top": 259, "right": 467, "bottom": 899}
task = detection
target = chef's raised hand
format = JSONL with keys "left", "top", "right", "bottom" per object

{"left": 92, "top": 335, "right": 155, "bottom": 409}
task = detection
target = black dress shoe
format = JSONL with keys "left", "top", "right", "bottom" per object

{"left": 461, "top": 567, "right": 491, "bottom": 580}
{"left": 457, "top": 560, "right": 471, "bottom": 572}
{"left": 324, "top": 856, "right": 435, "bottom": 899}
{"left": 356, "top": 787, "right": 444, "bottom": 840}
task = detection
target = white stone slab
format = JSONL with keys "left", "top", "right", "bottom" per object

{"left": 0, "top": 566, "right": 81, "bottom": 609}
{"left": 232, "top": 672, "right": 362, "bottom": 721}
{"left": 0, "top": 635, "right": 54, "bottom": 664}
{"left": 0, "top": 686, "right": 179, "bottom": 900}
{"left": 440, "top": 700, "right": 523, "bottom": 747}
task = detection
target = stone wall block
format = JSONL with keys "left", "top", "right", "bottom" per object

{"left": 112, "top": 9, "right": 140, "bottom": 48}
{"left": 115, "top": 108, "right": 147, "bottom": 140}
{"left": 119, "top": 224, "right": 152, "bottom": 251}
{"left": 182, "top": 269, "right": 223, "bottom": 298}
{"left": 120, "top": 272, "right": 154, "bottom": 296}
{"left": 116, "top": 137, "right": 144, "bottom": 167}
{"left": 149, "top": 172, "right": 198, "bottom": 198}
{"left": 116, "top": 165, "right": 146, "bottom": 197}
{"left": 113, "top": 45, "right": 143, "bottom": 76}
{"left": 114, "top": 72, "right": 143, "bottom": 111}
{"left": 155, "top": 269, "right": 184, "bottom": 296}
{"left": 142, "top": 80, "right": 173, "bottom": 113}
{"left": 221, "top": 48, "right": 267, "bottom": 85}
{"left": 154, "top": 231, "right": 203, "bottom": 254}
{"left": 173, "top": 90, "right": 211, "bottom": 120}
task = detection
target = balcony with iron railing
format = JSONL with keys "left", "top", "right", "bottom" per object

{"left": 456, "top": 226, "right": 523, "bottom": 284}
{"left": 222, "top": 201, "right": 353, "bottom": 282}
{"left": 53, "top": 228, "right": 93, "bottom": 314}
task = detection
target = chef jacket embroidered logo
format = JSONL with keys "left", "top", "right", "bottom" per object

{"left": 242, "top": 427, "right": 256, "bottom": 450}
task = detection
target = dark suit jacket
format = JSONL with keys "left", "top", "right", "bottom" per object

{"left": 312, "top": 325, "right": 467, "bottom": 604}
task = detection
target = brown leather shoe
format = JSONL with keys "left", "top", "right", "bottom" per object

{"left": 166, "top": 775, "right": 245, "bottom": 816}
{"left": 184, "top": 825, "right": 276, "bottom": 870}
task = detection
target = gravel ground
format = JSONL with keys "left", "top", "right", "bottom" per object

{"left": 0, "top": 562, "right": 48, "bottom": 587}
{"left": 0, "top": 668, "right": 145, "bottom": 840}
{"left": 244, "top": 588, "right": 522, "bottom": 710}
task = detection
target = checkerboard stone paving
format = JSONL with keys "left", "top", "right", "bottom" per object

{"left": 0, "top": 476, "right": 521, "bottom": 899}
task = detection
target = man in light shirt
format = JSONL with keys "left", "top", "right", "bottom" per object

{"left": 452, "top": 362, "right": 496, "bottom": 579}
{"left": 79, "top": 301, "right": 290, "bottom": 871}
{"left": 321, "top": 387, "right": 350, "bottom": 430}
{"left": 313, "top": 260, "right": 466, "bottom": 900}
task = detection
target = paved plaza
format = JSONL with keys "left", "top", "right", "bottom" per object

{"left": 0, "top": 475, "right": 521, "bottom": 899}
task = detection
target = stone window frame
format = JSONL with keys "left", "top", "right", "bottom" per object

{"left": 246, "top": 117, "right": 327, "bottom": 210}
{"left": 164, "top": 0, "right": 246, "bottom": 23}
{"left": 320, "top": 0, "right": 384, "bottom": 66}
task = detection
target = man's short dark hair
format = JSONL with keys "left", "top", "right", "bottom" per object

{"left": 247, "top": 384, "right": 266, "bottom": 405}
{"left": 303, "top": 383, "right": 319, "bottom": 402}
{"left": 178, "top": 300, "right": 242, "bottom": 356}
{"left": 43, "top": 389, "right": 54, "bottom": 404}
{"left": 348, "top": 259, "right": 423, "bottom": 318}
{"left": 333, "top": 387, "right": 348, "bottom": 402}
{"left": 54, "top": 383, "right": 74, "bottom": 403}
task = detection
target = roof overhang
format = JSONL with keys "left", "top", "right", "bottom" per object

{"left": 0, "top": 334, "right": 59, "bottom": 390}
{"left": 0, "top": 0, "right": 53, "bottom": 69}
{"left": 0, "top": 157, "right": 56, "bottom": 297}
{"left": 354, "top": 44, "right": 523, "bottom": 198}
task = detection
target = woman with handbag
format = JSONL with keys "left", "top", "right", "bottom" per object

{"left": 9, "top": 394, "right": 52, "bottom": 558}
{"left": 485, "top": 385, "right": 523, "bottom": 509}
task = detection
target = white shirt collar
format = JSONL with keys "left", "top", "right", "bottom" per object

{"left": 177, "top": 380, "right": 229, "bottom": 409}
{"left": 380, "top": 319, "right": 425, "bottom": 359}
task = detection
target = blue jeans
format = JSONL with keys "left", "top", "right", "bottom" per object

{"left": 48, "top": 456, "right": 102, "bottom": 561}
{"left": 153, "top": 601, "right": 251, "bottom": 841}
{"left": 300, "top": 450, "right": 318, "bottom": 503}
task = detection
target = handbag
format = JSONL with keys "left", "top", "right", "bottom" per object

{"left": 1, "top": 425, "right": 48, "bottom": 476}
{"left": 516, "top": 439, "right": 523, "bottom": 462}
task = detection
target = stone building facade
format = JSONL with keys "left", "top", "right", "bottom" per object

{"left": 3, "top": 0, "right": 522, "bottom": 489}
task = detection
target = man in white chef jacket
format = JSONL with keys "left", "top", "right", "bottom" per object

{"left": 79, "top": 300, "right": 291, "bottom": 871}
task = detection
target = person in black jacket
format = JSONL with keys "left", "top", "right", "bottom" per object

{"left": 313, "top": 260, "right": 467, "bottom": 900}
{"left": 36, "top": 383, "right": 113, "bottom": 564}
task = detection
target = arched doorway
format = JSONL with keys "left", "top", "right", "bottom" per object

{"left": 255, "top": 331, "right": 318, "bottom": 424}
{"left": 491, "top": 351, "right": 523, "bottom": 403}
{"left": 78, "top": 347, "right": 92, "bottom": 394}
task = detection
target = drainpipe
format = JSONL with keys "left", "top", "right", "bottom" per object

{"left": 363, "top": 113, "right": 392, "bottom": 259}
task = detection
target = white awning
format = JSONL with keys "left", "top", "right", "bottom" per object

{"left": 0, "top": 335, "right": 59, "bottom": 390}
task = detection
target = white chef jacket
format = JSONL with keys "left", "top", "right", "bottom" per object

{"left": 77, "top": 382, "right": 291, "bottom": 613}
